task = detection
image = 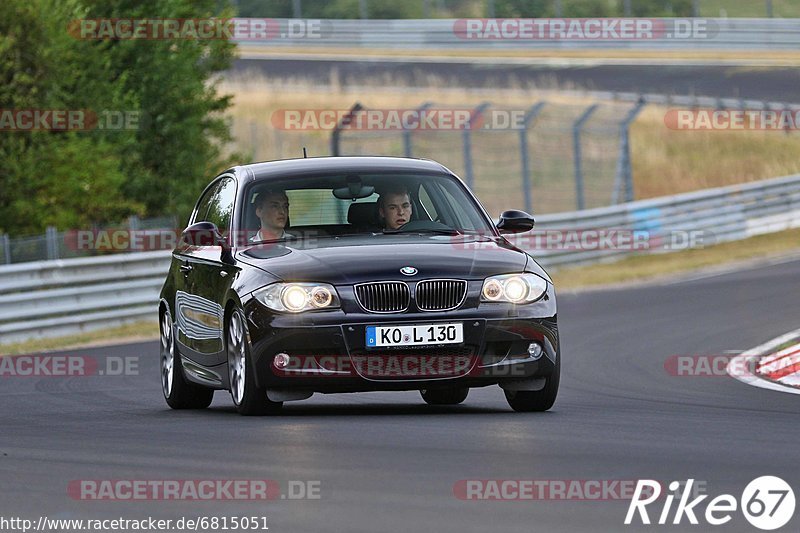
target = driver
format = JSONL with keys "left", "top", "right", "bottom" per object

{"left": 378, "top": 186, "right": 412, "bottom": 230}
{"left": 251, "top": 189, "right": 290, "bottom": 242}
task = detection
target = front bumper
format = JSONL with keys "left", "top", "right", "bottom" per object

{"left": 242, "top": 283, "right": 558, "bottom": 394}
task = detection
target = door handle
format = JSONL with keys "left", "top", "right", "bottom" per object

{"left": 180, "top": 264, "right": 193, "bottom": 274}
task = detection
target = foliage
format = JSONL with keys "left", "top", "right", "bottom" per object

{"left": 0, "top": 0, "right": 238, "bottom": 234}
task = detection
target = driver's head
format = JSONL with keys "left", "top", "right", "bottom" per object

{"left": 255, "top": 189, "right": 289, "bottom": 237}
{"left": 378, "top": 187, "right": 412, "bottom": 230}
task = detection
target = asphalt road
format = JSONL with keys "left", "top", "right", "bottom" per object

{"left": 2, "top": 258, "right": 799, "bottom": 532}
{"left": 233, "top": 58, "right": 800, "bottom": 103}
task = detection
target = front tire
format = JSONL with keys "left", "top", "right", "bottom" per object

{"left": 160, "top": 308, "right": 214, "bottom": 410}
{"left": 504, "top": 352, "right": 560, "bottom": 412}
{"left": 420, "top": 387, "right": 469, "bottom": 405}
{"left": 227, "top": 308, "right": 283, "bottom": 416}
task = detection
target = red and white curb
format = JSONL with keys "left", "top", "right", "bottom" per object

{"left": 727, "top": 328, "right": 800, "bottom": 395}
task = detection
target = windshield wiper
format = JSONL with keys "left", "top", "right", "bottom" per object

{"left": 383, "top": 228, "right": 463, "bottom": 236}
{"left": 248, "top": 234, "right": 301, "bottom": 245}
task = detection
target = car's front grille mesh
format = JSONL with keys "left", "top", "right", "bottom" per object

{"left": 415, "top": 280, "right": 467, "bottom": 311}
{"left": 355, "top": 282, "right": 410, "bottom": 313}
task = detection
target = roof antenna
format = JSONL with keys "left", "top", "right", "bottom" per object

{"left": 303, "top": 147, "right": 308, "bottom": 158}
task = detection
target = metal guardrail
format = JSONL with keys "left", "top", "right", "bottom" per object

{"left": 236, "top": 18, "right": 800, "bottom": 51}
{"left": 531, "top": 173, "right": 800, "bottom": 267}
{"left": 1, "top": 173, "right": 798, "bottom": 344}
{"left": 0, "top": 251, "right": 170, "bottom": 344}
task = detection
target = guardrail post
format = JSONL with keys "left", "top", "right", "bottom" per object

{"left": 572, "top": 104, "right": 600, "bottom": 211}
{"left": 45, "top": 226, "right": 59, "bottom": 260}
{"left": 519, "top": 101, "right": 546, "bottom": 214}
{"left": 403, "top": 101, "right": 432, "bottom": 157}
{"left": 1, "top": 233, "right": 10, "bottom": 264}
{"left": 612, "top": 98, "right": 646, "bottom": 205}
{"left": 462, "top": 102, "right": 490, "bottom": 190}
{"left": 330, "top": 102, "right": 363, "bottom": 156}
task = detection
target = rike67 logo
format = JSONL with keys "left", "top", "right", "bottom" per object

{"left": 625, "top": 477, "right": 795, "bottom": 530}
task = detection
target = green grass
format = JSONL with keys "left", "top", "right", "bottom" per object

{"left": 698, "top": 0, "right": 800, "bottom": 17}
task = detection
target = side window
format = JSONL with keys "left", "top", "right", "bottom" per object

{"left": 418, "top": 184, "right": 438, "bottom": 221}
{"left": 191, "top": 182, "right": 219, "bottom": 226}
{"left": 439, "top": 184, "right": 481, "bottom": 230}
{"left": 205, "top": 178, "right": 236, "bottom": 234}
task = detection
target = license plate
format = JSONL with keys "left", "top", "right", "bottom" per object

{"left": 365, "top": 323, "right": 463, "bottom": 348}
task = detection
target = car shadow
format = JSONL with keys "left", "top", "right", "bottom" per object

{"left": 198, "top": 401, "right": 545, "bottom": 417}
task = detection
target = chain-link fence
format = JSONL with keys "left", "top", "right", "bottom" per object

{"left": 0, "top": 215, "right": 178, "bottom": 265}
{"left": 326, "top": 99, "right": 644, "bottom": 218}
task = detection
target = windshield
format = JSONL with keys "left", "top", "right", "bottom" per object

{"left": 240, "top": 172, "right": 496, "bottom": 244}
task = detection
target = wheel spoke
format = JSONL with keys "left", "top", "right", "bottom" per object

{"left": 160, "top": 312, "right": 174, "bottom": 398}
{"left": 228, "top": 311, "right": 247, "bottom": 405}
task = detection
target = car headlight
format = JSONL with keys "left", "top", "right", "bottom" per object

{"left": 254, "top": 283, "right": 341, "bottom": 313}
{"left": 481, "top": 273, "right": 548, "bottom": 304}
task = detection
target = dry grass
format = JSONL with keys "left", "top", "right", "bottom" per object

{"left": 222, "top": 77, "right": 800, "bottom": 210}
{"left": 631, "top": 107, "right": 800, "bottom": 199}
{"left": 0, "top": 321, "right": 158, "bottom": 356}
{"left": 237, "top": 44, "right": 800, "bottom": 65}
{"left": 552, "top": 227, "right": 800, "bottom": 290}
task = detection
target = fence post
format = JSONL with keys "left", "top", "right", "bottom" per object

{"left": 572, "top": 104, "right": 600, "bottom": 211}
{"left": 330, "top": 102, "right": 363, "bottom": 156}
{"left": 1, "top": 233, "right": 10, "bottom": 264}
{"left": 403, "top": 101, "right": 432, "bottom": 157}
{"left": 128, "top": 215, "right": 141, "bottom": 253}
{"left": 462, "top": 102, "right": 490, "bottom": 190}
{"left": 612, "top": 98, "right": 647, "bottom": 205}
{"left": 46, "top": 226, "right": 59, "bottom": 260}
{"left": 249, "top": 121, "right": 259, "bottom": 159}
{"left": 519, "top": 101, "right": 547, "bottom": 214}
{"left": 128, "top": 215, "right": 140, "bottom": 231}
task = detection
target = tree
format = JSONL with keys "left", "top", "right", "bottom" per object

{"left": 0, "top": 0, "right": 239, "bottom": 235}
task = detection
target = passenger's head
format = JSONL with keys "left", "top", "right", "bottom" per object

{"left": 255, "top": 189, "right": 290, "bottom": 237}
{"left": 378, "top": 186, "right": 412, "bottom": 230}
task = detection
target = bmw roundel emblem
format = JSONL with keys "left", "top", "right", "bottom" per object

{"left": 400, "top": 266, "right": 418, "bottom": 276}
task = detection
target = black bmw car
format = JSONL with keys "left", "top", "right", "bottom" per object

{"left": 159, "top": 156, "right": 559, "bottom": 415}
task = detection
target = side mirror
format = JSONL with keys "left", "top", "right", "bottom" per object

{"left": 496, "top": 210, "right": 535, "bottom": 234}
{"left": 182, "top": 221, "right": 228, "bottom": 249}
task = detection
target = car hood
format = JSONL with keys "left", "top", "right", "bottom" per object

{"left": 236, "top": 234, "right": 531, "bottom": 285}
